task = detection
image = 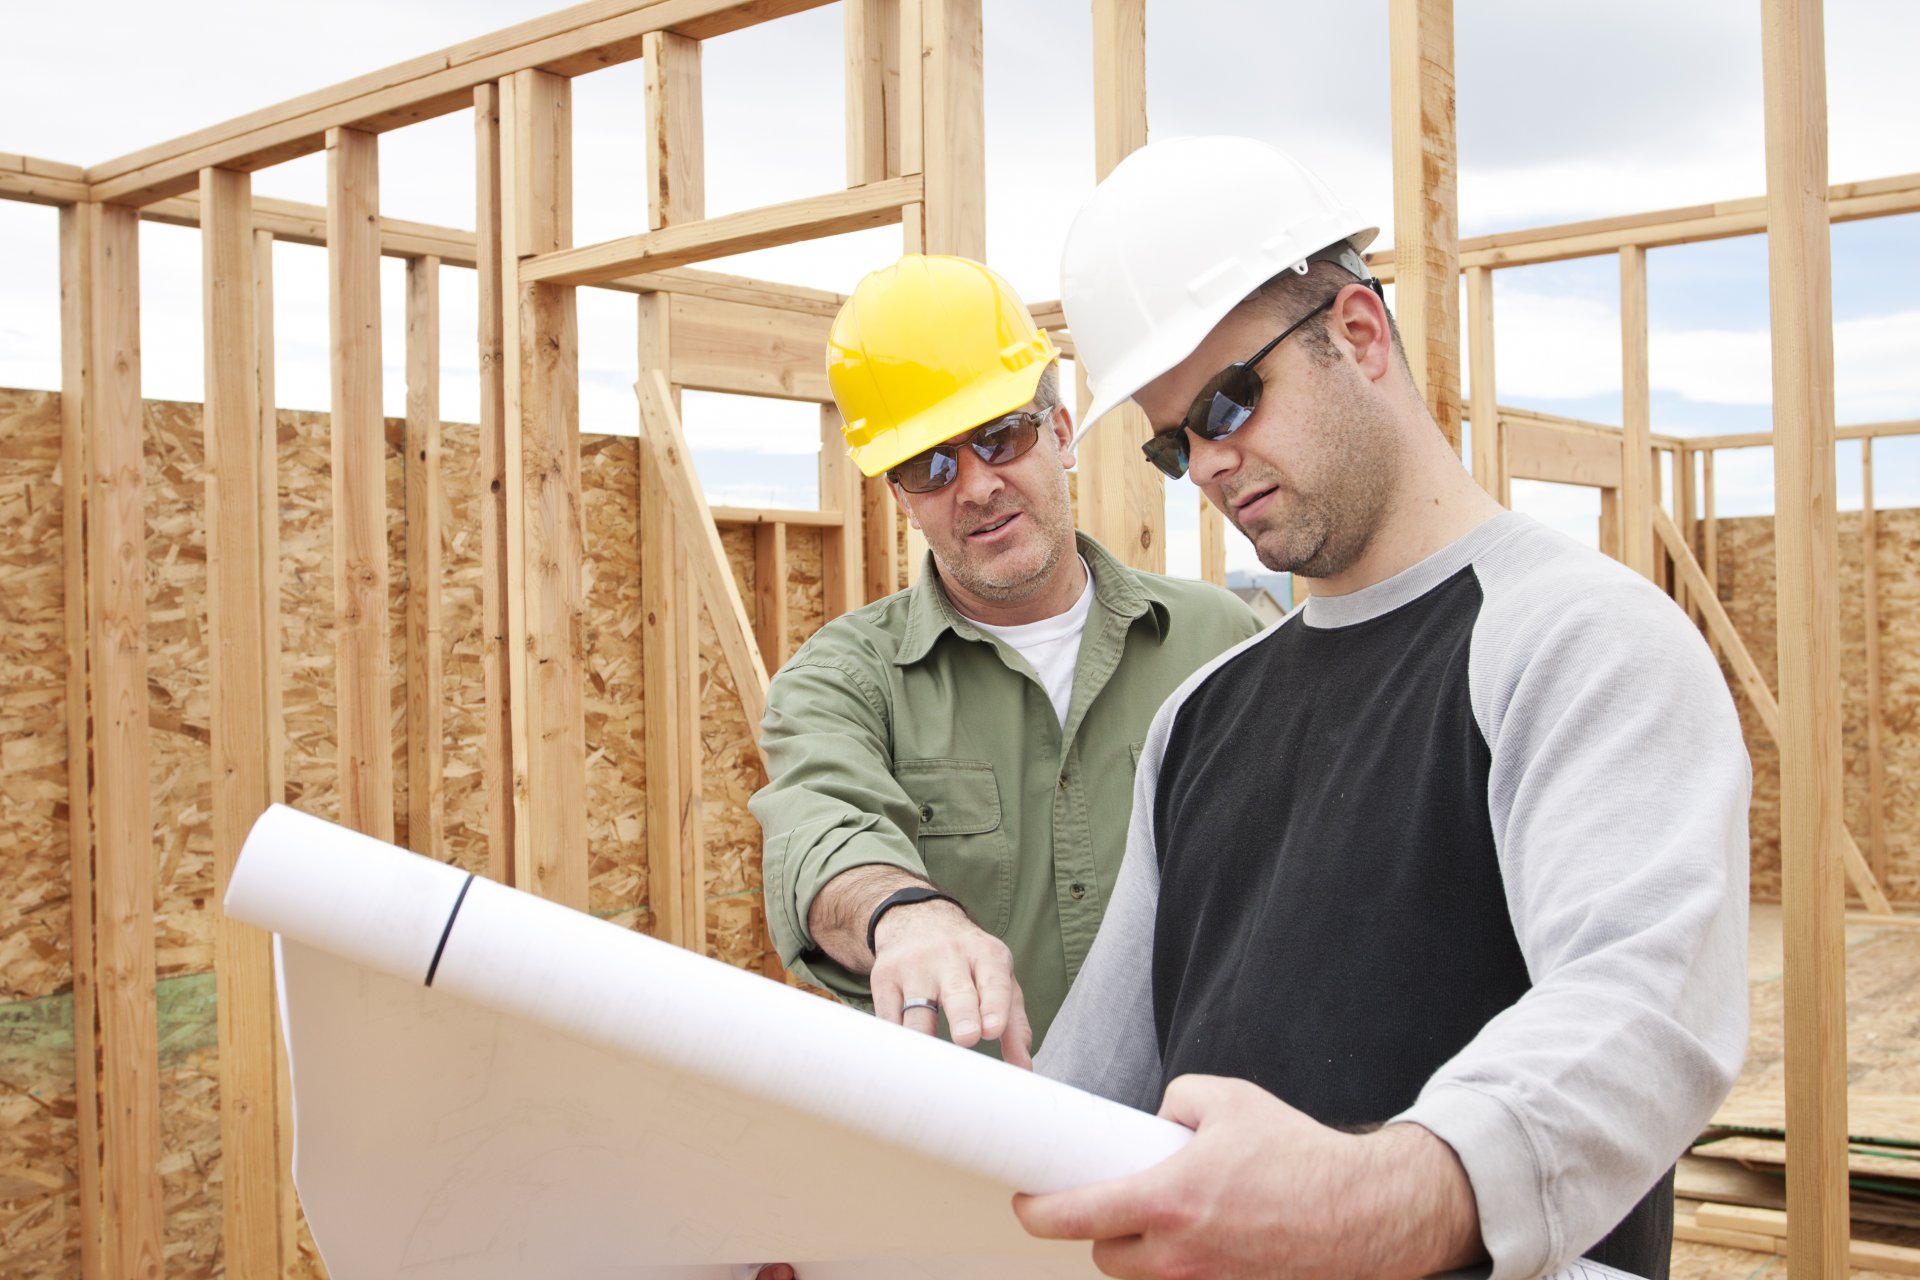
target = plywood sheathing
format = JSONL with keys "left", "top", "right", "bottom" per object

{"left": 1714, "top": 510, "right": 1920, "bottom": 909}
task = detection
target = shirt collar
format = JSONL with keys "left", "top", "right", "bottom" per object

{"left": 893, "top": 532, "right": 1165, "bottom": 666}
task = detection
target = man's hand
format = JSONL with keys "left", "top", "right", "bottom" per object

{"left": 1012, "top": 1074, "right": 1482, "bottom": 1279}
{"left": 870, "top": 897, "right": 1033, "bottom": 1068}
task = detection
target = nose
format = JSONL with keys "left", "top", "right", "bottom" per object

{"left": 947, "top": 441, "right": 1006, "bottom": 505}
{"left": 1184, "top": 423, "right": 1241, "bottom": 489}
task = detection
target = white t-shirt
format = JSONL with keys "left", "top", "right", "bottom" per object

{"left": 968, "top": 559, "right": 1095, "bottom": 729}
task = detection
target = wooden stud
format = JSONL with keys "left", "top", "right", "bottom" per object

{"left": 755, "top": 522, "right": 790, "bottom": 671}
{"left": 201, "top": 167, "right": 282, "bottom": 1280}
{"left": 475, "top": 81, "right": 515, "bottom": 888}
{"left": 864, "top": 475, "right": 901, "bottom": 599}
{"left": 1676, "top": 445, "right": 1696, "bottom": 618}
{"left": 327, "top": 126, "right": 396, "bottom": 841}
{"left": 1198, "top": 491, "right": 1227, "bottom": 587}
{"left": 519, "top": 177, "right": 921, "bottom": 287}
{"left": 918, "top": 0, "right": 985, "bottom": 261}
{"left": 1597, "top": 487, "right": 1622, "bottom": 561}
{"left": 819, "top": 404, "right": 864, "bottom": 617}
{"left": 1466, "top": 265, "right": 1502, "bottom": 498}
{"left": 1653, "top": 509, "right": 1891, "bottom": 914}
{"left": 1075, "top": 0, "right": 1166, "bottom": 575}
{"left": 845, "top": 0, "right": 903, "bottom": 185}
{"left": 1688, "top": 1204, "right": 1920, "bottom": 1275}
{"left": 405, "top": 255, "right": 446, "bottom": 860}
{"left": 638, "top": 293, "right": 706, "bottom": 954}
{"left": 70, "top": 199, "right": 166, "bottom": 1280}
{"left": 644, "top": 30, "right": 704, "bottom": 230}
{"left": 1618, "top": 246, "right": 1656, "bottom": 580}
{"left": 57, "top": 198, "right": 105, "bottom": 1280}
{"left": 500, "top": 68, "right": 587, "bottom": 908}
{"left": 1762, "top": 0, "right": 1852, "bottom": 1270}
{"left": 1703, "top": 449, "right": 1719, "bottom": 600}
{"left": 1862, "top": 439, "right": 1886, "bottom": 884}
{"left": 636, "top": 370, "right": 771, "bottom": 734}
{"left": 1388, "top": 0, "right": 1462, "bottom": 451}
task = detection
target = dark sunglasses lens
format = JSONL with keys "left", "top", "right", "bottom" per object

{"left": 893, "top": 448, "right": 958, "bottom": 493}
{"left": 1200, "top": 368, "right": 1260, "bottom": 439}
{"left": 1141, "top": 431, "right": 1188, "bottom": 480}
{"left": 974, "top": 414, "right": 1040, "bottom": 464}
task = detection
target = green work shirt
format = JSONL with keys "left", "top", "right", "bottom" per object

{"left": 752, "top": 532, "right": 1262, "bottom": 1052}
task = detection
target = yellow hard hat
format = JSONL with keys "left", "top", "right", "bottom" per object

{"left": 828, "top": 255, "right": 1059, "bottom": 478}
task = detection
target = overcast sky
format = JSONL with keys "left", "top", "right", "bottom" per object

{"left": 3, "top": 0, "right": 1916, "bottom": 577}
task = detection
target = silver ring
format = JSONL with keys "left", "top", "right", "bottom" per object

{"left": 901, "top": 997, "right": 940, "bottom": 1015}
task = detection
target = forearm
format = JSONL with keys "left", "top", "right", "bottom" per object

{"left": 805, "top": 863, "right": 936, "bottom": 974}
{"left": 1360, "top": 1124, "right": 1483, "bottom": 1277}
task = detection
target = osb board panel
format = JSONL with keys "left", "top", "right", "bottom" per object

{"left": 0, "top": 388, "right": 77, "bottom": 1277}
{"left": 706, "top": 524, "right": 774, "bottom": 972}
{"left": 438, "top": 423, "right": 489, "bottom": 878}
{"left": 582, "top": 436, "right": 650, "bottom": 931}
{"left": 1711, "top": 509, "right": 1920, "bottom": 907}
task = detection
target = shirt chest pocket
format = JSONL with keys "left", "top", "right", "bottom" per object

{"left": 894, "top": 758, "right": 1012, "bottom": 937}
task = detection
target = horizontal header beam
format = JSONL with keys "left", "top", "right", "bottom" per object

{"left": 1693, "top": 417, "right": 1920, "bottom": 451}
{"left": 86, "top": 0, "right": 837, "bottom": 206}
{"left": 0, "top": 152, "right": 89, "bottom": 205}
{"left": 519, "top": 176, "right": 921, "bottom": 286}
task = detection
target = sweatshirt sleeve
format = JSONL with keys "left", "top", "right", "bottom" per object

{"left": 1396, "top": 566, "right": 1750, "bottom": 1280}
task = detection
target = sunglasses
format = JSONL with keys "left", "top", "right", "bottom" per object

{"left": 887, "top": 406, "right": 1053, "bottom": 494}
{"left": 1141, "top": 287, "right": 1367, "bottom": 481}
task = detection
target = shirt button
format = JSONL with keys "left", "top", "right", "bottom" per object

{"left": 1058, "top": 776, "right": 1068, "bottom": 791}
{"left": 918, "top": 803, "right": 933, "bottom": 822}
{"left": 1069, "top": 882, "right": 1086, "bottom": 900}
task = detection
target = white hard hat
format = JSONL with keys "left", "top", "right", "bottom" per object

{"left": 1061, "top": 136, "right": 1378, "bottom": 444}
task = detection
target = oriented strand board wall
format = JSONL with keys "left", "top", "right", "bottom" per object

{"left": 1711, "top": 508, "right": 1920, "bottom": 907}
{"left": 0, "top": 386, "right": 824, "bottom": 1276}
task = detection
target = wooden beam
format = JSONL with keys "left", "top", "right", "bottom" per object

{"left": 328, "top": 126, "right": 396, "bottom": 841}
{"left": 819, "top": 404, "right": 864, "bottom": 618}
{"left": 501, "top": 68, "right": 587, "bottom": 908}
{"left": 636, "top": 370, "right": 771, "bottom": 733}
{"left": 56, "top": 197, "right": 105, "bottom": 1280}
{"left": 1502, "top": 417, "right": 1623, "bottom": 488}
{"left": 863, "top": 475, "right": 901, "bottom": 599}
{"left": 0, "top": 150, "right": 90, "bottom": 204}
{"left": 405, "top": 255, "right": 447, "bottom": 860}
{"left": 1689, "top": 1204, "right": 1920, "bottom": 1274}
{"left": 1619, "top": 246, "right": 1656, "bottom": 580}
{"left": 1388, "top": 0, "right": 1461, "bottom": 451}
{"left": 666, "top": 293, "right": 834, "bottom": 401}
{"left": 1689, "top": 419, "right": 1920, "bottom": 452}
{"left": 919, "top": 0, "right": 985, "bottom": 260}
{"left": 71, "top": 199, "right": 166, "bottom": 1280}
{"left": 1653, "top": 508, "right": 1890, "bottom": 914}
{"left": 711, "top": 505, "right": 846, "bottom": 528}
{"left": 84, "top": 0, "right": 838, "bottom": 205}
{"left": 1198, "top": 491, "right": 1227, "bottom": 587}
{"left": 1703, "top": 450, "right": 1719, "bottom": 603}
{"left": 519, "top": 177, "right": 920, "bottom": 287}
{"left": 1073, "top": 0, "right": 1165, "bottom": 574}
{"left": 644, "top": 29, "right": 704, "bottom": 229}
{"left": 1763, "top": 0, "right": 1853, "bottom": 1271}
{"left": 845, "top": 0, "right": 903, "bottom": 185}
{"left": 1597, "top": 488, "right": 1621, "bottom": 561}
{"left": 1366, "top": 172, "right": 1920, "bottom": 276}
{"left": 638, "top": 293, "right": 706, "bottom": 953}
{"left": 475, "top": 82, "right": 515, "bottom": 888}
{"left": 1676, "top": 445, "right": 1696, "bottom": 618}
{"left": 755, "top": 522, "right": 790, "bottom": 671}
{"left": 200, "top": 166, "right": 282, "bottom": 1280}
{"left": 1862, "top": 439, "right": 1887, "bottom": 885}
{"left": 1466, "top": 266, "right": 1502, "bottom": 498}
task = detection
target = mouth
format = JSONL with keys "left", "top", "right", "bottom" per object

{"left": 1230, "top": 486, "right": 1279, "bottom": 519}
{"left": 966, "top": 511, "right": 1022, "bottom": 540}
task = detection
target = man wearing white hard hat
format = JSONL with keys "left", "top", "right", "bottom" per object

{"left": 1023, "top": 137, "right": 1750, "bottom": 1280}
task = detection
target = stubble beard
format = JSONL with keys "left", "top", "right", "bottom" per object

{"left": 933, "top": 474, "right": 1075, "bottom": 604}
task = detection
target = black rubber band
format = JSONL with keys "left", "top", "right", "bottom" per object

{"left": 425, "top": 874, "right": 476, "bottom": 987}
{"left": 866, "top": 886, "right": 963, "bottom": 957}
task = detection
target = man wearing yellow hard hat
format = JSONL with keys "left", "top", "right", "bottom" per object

{"left": 750, "top": 254, "right": 1260, "bottom": 1065}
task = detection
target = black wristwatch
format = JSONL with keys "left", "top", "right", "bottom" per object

{"left": 866, "top": 886, "right": 964, "bottom": 956}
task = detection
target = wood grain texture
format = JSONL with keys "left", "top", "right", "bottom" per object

{"left": 474, "top": 81, "right": 514, "bottom": 889}
{"left": 405, "top": 256, "right": 446, "bottom": 861}
{"left": 1619, "top": 246, "right": 1656, "bottom": 580}
{"left": 1387, "top": 0, "right": 1461, "bottom": 451}
{"left": 644, "top": 29, "right": 704, "bottom": 231}
{"left": 844, "top": 0, "right": 902, "bottom": 185}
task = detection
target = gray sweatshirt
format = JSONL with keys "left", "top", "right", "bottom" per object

{"left": 1036, "top": 511, "right": 1749, "bottom": 1280}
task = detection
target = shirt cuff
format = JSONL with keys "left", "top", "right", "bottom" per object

{"left": 1395, "top": 1082, "right": 1555, "bottom": 1280}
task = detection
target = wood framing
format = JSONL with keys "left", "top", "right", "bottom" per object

{"left": 638, "top": 294, "right": 706, "bottom": 954}
{"left": 918, "top": 0, "right": 985, "bottom": 260}
{"left": 1618, "top": 246, "right": 1656, "bottom": 579}
{"left": 755, "top": 522, "right": 791, "bottom": 670}
{"left": 200, "top": 166, "right": 282, "bottom": 1280}
{"left": 863, "top": 475, "right": 901, "bottom": 599}
{"left": 85, "top": 0, "right": 839, "bottom": 205}
{"left": 405, "top": 255, "right": 447, "bottom": 860}
{"left": 636, "top": 371, "right": 772, "bottom": 733}
{"left": 1388, "top": 0, "right": 1461, "bottom": 451}
{"left": 818, "top": 404, "right": 864, "bottom": 618}
{"left": 501, "top": 68, "right": 587, "bottom": 908}
{"left": 1763, "top": 4, "right": 1854, "bottom": 1264}
{"left": 327, "top": 126, "right": 396, "bottom": 841}
{"left": 67, "top": 198, "right": 166, "bottom": 1280}
{"left": 1466, "top": 266, "right": 1503, "bottom": 498}
{"left": 520, "top": 178, "right": 921, "bottom": 287}
{"left": 474, "top": 81, "right": 515, "bottom": 888}
{"left": 667, "top": 294, "right": 834, "bottom": 401}
{"left": 1074, "top": 0, "right": 1166, "bottom": 574}
{"left": 644, "top": 29, "right": 704, "bottom": 230}
{"left": 845, "top": 0, "right": 903, "bottom": 185}
{"left": 1503, "top": 418, "right": 1622, "bottom": 488}
{"left": 1863, "top": 439, "right": 1887, "bottom": 882}
{"left": 1198, "top": 492, "right": 1227, "bottom": 587}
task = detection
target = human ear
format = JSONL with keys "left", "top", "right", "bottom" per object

{"left": 1333, "top": 284, "right": 1394, "bottom": 383}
